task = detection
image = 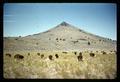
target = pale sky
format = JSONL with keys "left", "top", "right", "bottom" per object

{"left": 4, "top": 3, "right": 116, "bottom": 40}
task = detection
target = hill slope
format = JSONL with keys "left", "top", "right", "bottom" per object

{"left": 4, "top": 21, "right": 116, "bottom": 52}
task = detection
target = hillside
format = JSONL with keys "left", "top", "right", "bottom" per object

{"left": 4, "top": 22, "right": 116, "bottom": 52}
{"left": 3, "top": 22, "right": 117, "bottom": 79}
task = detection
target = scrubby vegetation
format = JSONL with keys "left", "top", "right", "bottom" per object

{"left": 4, "top": 51, "right": 116, "bottom": 79}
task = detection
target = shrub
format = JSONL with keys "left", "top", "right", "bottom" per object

{"left": 72, "top": 41, "right": 78, "bottom": 44}
{"left": 19, "top": 36, "right": 21, "bottom": 37}
{"left": 56, "top": 38, "right": 58, "bottom": 40}
{"left": 102, "top": 51, "right": 107, "bottom": 54}
{"left": 36, "top": 43, "right": 39, "bottom": 45}
{"left": 62, "top": 52, "right": 67, "bottom": 54}
{"left": 63, "top": 39, "right": 65, "bottom": 41}
{"left": 15, "top": 38, "right": 18, "bottom": 40}
{"left": 88, "top": 42, "right": 90, "bottom": 45}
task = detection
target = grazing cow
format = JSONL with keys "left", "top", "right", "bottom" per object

{"left": 28, "top": 53, "right": 30, "bottom": 56}
{"left": 79, "top": 52, "right": 82, "bottom": 55}
{"left": 49, "top": 55, "right": 53, "bottom": 60}
{"left": 77, "top": 53, "right": 83, "bottom": 61}
{"left": 41, "top": 54, "right": 44, "bottom": 58}
{"left": 14, "top": 54, "right": 24, "bottom": 59}
{"left": 37, "top": 53, "right": 40, "bottom": 56}
{"left": 101, "top": 51, "right": 106, "bottom": 54}
{"left": 74, "top": 52, "right": 77, "bottom": 55}
{"left": 72, "top": 40, "right": 78, "bottom": 44}
{"left": 6, "top": 53, "right": 11, "bottom": 57}
{"left": 90, "top": 52, "right": 95, "bottom": 57}
{"left": 55, "top": 54, "right": 59, "bottom": 58}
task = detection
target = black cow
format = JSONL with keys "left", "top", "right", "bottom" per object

{"left": 14, "top": 54, "right": 24, "bottom": 59}
{"left": 37, "top": 53, "right": 40, "bottom": 56}
{"left": 6, "top": 53, "right": 11, "bottom": 57}
{"left": 49, "top": 55, "right": 53, "bottom": 60}
{"left": 90, "top": 52, "right": 95, "bottom": 57}
{"left": 41, "top": 54, "right": 44, "bottom": 58}
{"left": 28, "top": 53, "right": 30, "bottom": 56}
{"left": 77, "top": 53, "right": 83, "bottom": 61}
{"left": 55, "top": 54, "right": 59, "bottom": 58}
{"left": 101, "top": 51, "right": 106, "bottom": 54}
{"left": 74, "top": 52, "right": 77, "bottom": 55}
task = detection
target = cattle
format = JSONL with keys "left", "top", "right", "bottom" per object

{"left": 41, "top": 54, "right": 44, "bottom": 58}
{"left": 101, "top": 51, "right": 107, "bottom": 54}
{"left": 74, "top": 52, "right": 77, "bottom": 55}
{"left": 6, "top": 53, "right": 11, "bottom": 57}
{"left": 79, "top": 52, "right": 82, "bottom": 55}
{"left": 49, "top": 55, "right": 53, "bottom": 60}
{"left": 90, "top": 52, "right": 95, "bottom": 57}
{"left": 28, "top": 53, "right": 30, "bottom": 56}
{"left": 77, "top": 53, "right": 83, "bottom": 61}
{"left": 55, "top": 54, "right": 59, "bottom": 58}
{"left": 14, "top": 54, "right": 24, "bottom": 59}
{"left": 88, "top": 42, "right": 90, "bottom": 45}
{"left": 37, "top": 53, "right": 40, "bottom": 56}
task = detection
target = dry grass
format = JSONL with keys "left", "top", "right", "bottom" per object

{"left": 3, "top": 51, "right": 116, "bottom": 79}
